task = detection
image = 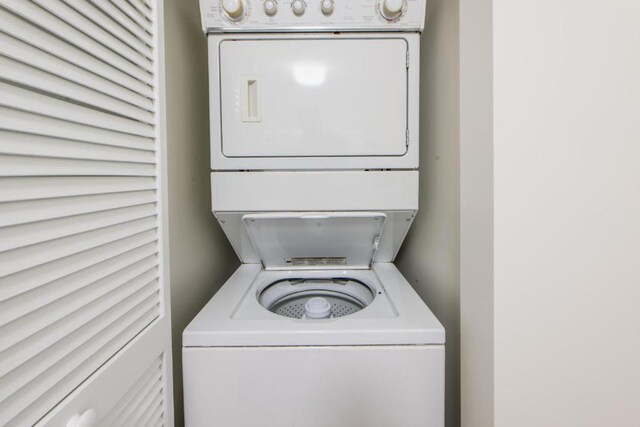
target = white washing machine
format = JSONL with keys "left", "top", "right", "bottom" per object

{"left": 184, "top": 1, "right": 443, "bottom": 426}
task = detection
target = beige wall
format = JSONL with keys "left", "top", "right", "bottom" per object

{"left": 461, "top": 0, "right": 640, "bottom": 425}
{"left": 493, "top": 1, "right": 640, "bottom": 425}
{"left": 459, "top": 0, "right": 494, "bottom": 425}
{"left": 395, "top": 0, "right": 460, "bottom": 426}
{"left": 163, "top": 0, "right": 239, "bottom": 425}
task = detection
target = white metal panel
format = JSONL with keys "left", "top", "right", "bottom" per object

{"left": 211, "top": 170, "right": 417, "bottom": 264}
{"left": 199, "top": 0, "right": 427, "bottom": 33}
{"left": 0, "top": 0, "right": 173, "bottom": 425}
{"left": 211, "top": 170, "right": 419, "bottom": 212}
{"left": 211, "top": 170, "right": 418, "bottom": 264}
{"left": 183, "top": 264, "right": 445, "bottom": 347}
{"left": 219, "top": 38, "right": 407, "bottom": 158}
{"left": 183, "top": 345, "right": 443, "bottom": 426}
{"left": 209, "top": 33, "right": 420, "bottom": 170}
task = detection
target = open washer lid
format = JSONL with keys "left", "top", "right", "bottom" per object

{"left": 242, "top": 212, "right": 386, "bottom": 270}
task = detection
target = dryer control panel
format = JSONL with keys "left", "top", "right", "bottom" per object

{"left": 200, "top": 0, "right": 426, "bottom": 33}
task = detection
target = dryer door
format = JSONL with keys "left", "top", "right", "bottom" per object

{"left": 219, "top": 38, "right": 408, "bottom": 158}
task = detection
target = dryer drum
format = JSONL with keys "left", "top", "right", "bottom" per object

{"left": 258, "top": 278, "right": 376, "bottom": 320}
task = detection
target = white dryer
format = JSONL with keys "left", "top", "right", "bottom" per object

{"left": 184, "top": 1, "right": 443, "bottom": 426}
{"left": 207, "top": 32, "right": 421, "bottom": 171}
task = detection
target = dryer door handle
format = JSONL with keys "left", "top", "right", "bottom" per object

{"left": 241, "top": 75, "right": 261, "bottom": 122}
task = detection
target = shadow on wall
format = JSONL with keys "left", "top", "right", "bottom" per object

{"left": 163, "top": 0, "right": 240, "bottom": 426}
{"left": 395, "top": 0, "right": 460, "bottom": 426}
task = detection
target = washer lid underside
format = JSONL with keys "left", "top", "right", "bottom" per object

{"left": 243, "top": 212, "right": 386, "bottom": 270}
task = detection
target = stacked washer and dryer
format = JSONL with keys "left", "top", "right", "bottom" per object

{"left": 183, "top": 0, "right": 444, "bottom": 425}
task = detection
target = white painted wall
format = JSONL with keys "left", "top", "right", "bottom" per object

{"left": 395, "top": 0, "right": 460, "bottom": 425}
{"left": 163, "top": 0, "right": 239, "bottom": 425}
{"left": 494, "top": 1, "right": 640, "bottom": 425}
{"left": 462, "top": 1, "right": 640, "bottom": 425}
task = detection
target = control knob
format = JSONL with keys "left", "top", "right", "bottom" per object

{"left": 291, "top": 0, "right": 306, "bottom": 16}
{"left": 221, "top": 0, "right": 245, "bottom": 20}
{"left": 264, "top": 0, "right": 277, "bottom": 15}
{"left": 380, "top": 0, "right": 403, "bottom": 20}
{"left": 320, "top": 0, "right": 334, "bottom": 15}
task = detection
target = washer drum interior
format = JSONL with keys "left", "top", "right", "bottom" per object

{"left": 258, "top": 278, "right": 376, "bottom": 319}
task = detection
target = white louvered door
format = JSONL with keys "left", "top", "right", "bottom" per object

{"left": 0, "top": 0, "right": 173, "bottom": 426}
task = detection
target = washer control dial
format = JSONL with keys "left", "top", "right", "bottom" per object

{"left": 291, "top": 0, "right": 306, "bottom": 16}
{"left": 380, "top": 0, "right": 403, "bottom": 20}
{"left": 264, "top": 0, "right": 277, "bottom": 15}
{"left": 221, "top": 0, "right": 245, "bottom": 20}
{"left": 320, "top": 0, "right": 334, "bottom": 15}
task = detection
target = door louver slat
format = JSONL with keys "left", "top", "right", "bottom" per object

{"left": 0, "top": 0, "right": 167, "bottom": 424}
{"left": 127, "top": 0, "right": 153, "bottom": 22}
{"left": 0, "top": 232, "right": 159, "bottom": 301}
{"left": 0, "top": 155, "right": 157, "bottom": 177}
{"left": 0, "top": 8, "right": 153, "bottom": 98}
{"left": 0, "top": 82, "right": 154, "bottom": 137}
{"left": 0, "top": 190, "right": 157, "bottom": 227}
{"left": 0, "top": 131, "right": 156, "bottom": 164}
{"left": 0, "top": 204, "right": 158, "bottom": 252}
{"left": 0, "top": 0, "right": 153, "bottom": 84}
{"left": 32, "top": 0, "right": 154, "bottom": 72}
{"left": 0, "top": 250, "right": 159, "bottom": 326}
{"left": 2, "top": 301, "right": 159, "bottom": 425}
{"left": 103, "top": 359, "right": 162, "bottom": 425}
{"left": 61, "top": 0, "right": 153, "bottom": 59}
{"left": 0, "top": 273, "right": 159, "bottom": 373}
{"left": 1, "top": 218, "right": 158, "bottom": 277}
{"left": 102, "top": 355, "right": 165, "bottom": 427}
{"left": 86, "top": 0, "right": 153, "bottom": 46}
{"left": 0, "top": 177, "right": 157, "bottom": 202}
{"left": 0, "top": 107, "right": 155, "bottom": 151}
{"left": 110, "top": 0, "right": 153, "bottom": 34}
{"left": 0, "top": 55, "right": 155, "bottom": 123}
